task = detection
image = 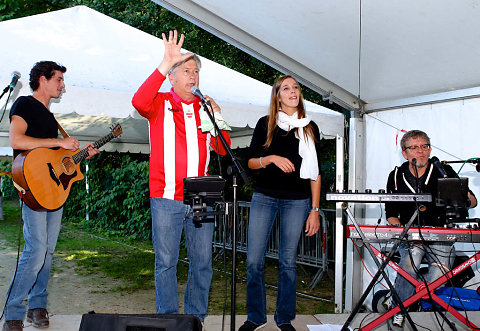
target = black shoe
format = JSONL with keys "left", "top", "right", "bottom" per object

{"left": 26, "top": 308, "right": 49, "bottom": 328}
{"left": 238, "top": 320, "right": 267, "bottom": 331}
{"left": 2, "top": 321, "right": 23, "bottom": 331}
{"left": 278, "top": 323, "right": 296, "bottom": 331}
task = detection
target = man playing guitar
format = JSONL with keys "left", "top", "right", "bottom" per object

{"left": 3, "top": 61, "right": 99, "bottom": 331}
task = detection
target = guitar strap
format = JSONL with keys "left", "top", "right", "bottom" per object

{"left": 56, "top": 120, "right": 70, "bottom": 138}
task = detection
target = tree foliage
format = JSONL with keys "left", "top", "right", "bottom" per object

{"left": 64, "top": 152, "right": 152, "bottom": 239}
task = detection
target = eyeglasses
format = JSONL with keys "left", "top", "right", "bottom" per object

{"left": 404, "top": 144, "right": 431, "bottom": 152}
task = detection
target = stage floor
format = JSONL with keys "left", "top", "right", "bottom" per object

{"left": 24, "top": 314, "right": 320, "bottom": 331}
{"left": 18, "top": 312, "right": 480, "bottom": 330}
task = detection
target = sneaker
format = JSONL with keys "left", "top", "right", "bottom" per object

{"left": 387, "top": 313, "right": 405, "bottom": 331}
{"left": 2, "top": 320, "right": 23, "bottom": 331}
{"left": 238, "top": 320, "right": 267, "bottom": 331}
{"left": 278, "top": 323, "right": 296, "bottom": 331}
{"left": 26, "top": 308, "right": 49, "bottom": 328}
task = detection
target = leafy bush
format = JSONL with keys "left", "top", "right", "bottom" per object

{"left": 0, "top": 159, "right": 17, "bottom": 200}
{"left": 64, "top": 152, "right": 151, "bottom": 240}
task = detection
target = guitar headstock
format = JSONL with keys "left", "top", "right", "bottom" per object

{"left": 110, "top": 124, "right": 123, "bottom": 138}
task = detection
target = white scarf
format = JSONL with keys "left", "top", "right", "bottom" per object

{"left": 277, "top": 111, "right": 319, "bottom": 180}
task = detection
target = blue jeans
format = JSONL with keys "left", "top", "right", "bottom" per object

{"left": 151, "top": 197, "right": 214, "bottom": 322}
{"left": 393, "top": 242, "right": 455, "bottom": 308}
{"left": 5, "top": 204, "right": 63, "bottom": 321}
{"left": 246, "top": 192, "right": 310, "bottom": 326}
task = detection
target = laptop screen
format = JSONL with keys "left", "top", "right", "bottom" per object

{"left": 437, "top": 177, "right": 468, "bottom": 207}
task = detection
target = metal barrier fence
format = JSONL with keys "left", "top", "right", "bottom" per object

{"left": 213, "top": 201, "right": 335, "bottom": 290}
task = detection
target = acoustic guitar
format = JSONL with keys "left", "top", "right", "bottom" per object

{"left": 12, "top": 124, "right": 122, "bottom": 211}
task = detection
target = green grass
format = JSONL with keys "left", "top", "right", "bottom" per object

{"left": 0, "top": 199, "right": 334, "bottom": 315}
{"left": 0, "top": 199, "right": 23, "bottom": 245}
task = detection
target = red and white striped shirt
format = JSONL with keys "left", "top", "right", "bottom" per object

{"left": 132, "top": 70, "right": 231, "bottom": 200}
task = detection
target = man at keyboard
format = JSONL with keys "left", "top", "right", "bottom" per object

{"left": 384, "top": 129, "right": 477, "bottom": 330}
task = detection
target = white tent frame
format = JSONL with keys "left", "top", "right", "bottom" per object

{"left": 148, "top": 0, "right": 480, "bottom": 315}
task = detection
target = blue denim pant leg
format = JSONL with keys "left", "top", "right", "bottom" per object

{"left": 183, "top": 207, "right": 214, "bottom": 321}
{"left": 5, "top": 204, "right": 63, "bottom": 321}
{"left": 151, "top": 197, "right": 213, "bottom": 322}
{"left": 246, "top": 192, "right": 309, "bottom": 326}
{"left": 394, "top": 243, "right": 424, "bottom": 306}
{"left": 151, "top": 197, "right": 185, "bottom": 315}
{"left": 246, "top": 193, "right": 277, "bottom": 325}
{"left": 394, "top": 242, "right": 454, "bottom": 307}
{"left": 275, "top": 198, "right": 310, "bottom": 326}
{"left": 424, "top": 242, "right": 455, "bottom": 288}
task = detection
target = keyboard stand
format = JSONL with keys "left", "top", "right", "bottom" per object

{"left": 356, "top": 245, "right": 480, "bottom": 330}
{"left": 341, "top": 204, "right": 420, "bottom": 331}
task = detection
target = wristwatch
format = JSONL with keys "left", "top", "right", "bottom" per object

{"left": 311, "top": 206, "right": 320, "bottom": 212}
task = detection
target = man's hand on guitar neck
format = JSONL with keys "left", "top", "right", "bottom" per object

{"left": 83, "top": 143, "right": 100, "bottom": 159}
{"left": 61, "top": 138, "right": 99, "bottom": 158}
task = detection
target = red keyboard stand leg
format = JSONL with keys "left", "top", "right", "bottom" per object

{"left": 359, "top": 247, "right": 480, "bottom": 331}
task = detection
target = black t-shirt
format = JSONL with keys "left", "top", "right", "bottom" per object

{"left": 9, "top": 96, "right": 58, "bottom": 159}
{"left": 247, "top": 115, "right": 322, "bottom": 200}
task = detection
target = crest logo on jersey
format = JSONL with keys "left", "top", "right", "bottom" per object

{"left": 185, "top": 108, "right": 194, "bottom": 119}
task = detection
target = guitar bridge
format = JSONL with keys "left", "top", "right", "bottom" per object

{"left": 47, "top": 163, "right": 60, "bottom": 186}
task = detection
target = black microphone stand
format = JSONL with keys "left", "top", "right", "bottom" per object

{"left": 199, "top": 100, "right": 249, "bottom": 331}
{"left": 0, "top": 86, "right": 10, "bottom": 100}
{"left": 442, "top": 158, "right": 480, "bottom": 164}
{"left": 442, "top": 158, "right": 480, "bottom": 173}
{"left": 0, "top": 85, "right": 14, "bottom": 123}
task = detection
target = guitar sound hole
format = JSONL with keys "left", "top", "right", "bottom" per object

{"left": 62, "top": 157, "right": 76, "bottom": 175}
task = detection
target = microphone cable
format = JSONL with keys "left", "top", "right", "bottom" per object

{"left": 399, "top": 161, "right": 446, "bottom": 330}
{"left": 0, "top": 200, "right": 24, "bottom": 322}
{"left": 409, "top": 163, "right": 464, "bottom": 330}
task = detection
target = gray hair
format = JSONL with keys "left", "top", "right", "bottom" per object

{"left": 168, "top": 54, "right": 202, "bottom": 75}
{"left": 400, "top": 130, "right": 430, "bottom": 150}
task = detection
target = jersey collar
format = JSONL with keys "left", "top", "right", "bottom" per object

{"left": 170, "top": 88, "right": 200, "bottom": 105}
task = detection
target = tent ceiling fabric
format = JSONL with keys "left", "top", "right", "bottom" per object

{"left": 151, "top": 0, "right": 480, "bottom": 111}
{"left": 0, "top": 6, "right": 343, "bottom": 154}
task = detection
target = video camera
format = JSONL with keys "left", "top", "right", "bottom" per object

{"left": 183, "top": 176, "right": 226, "bottom": 227}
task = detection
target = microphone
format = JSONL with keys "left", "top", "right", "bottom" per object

{"left": 9, "top": 71, "right": 21, "bottom": 91}
{"left": 190, "top": 86, "right": 210, "bottom": 105}
{"left": 411, "top": 158, "right": 420, "bottom": 192}
{"left": 431, "top": 156, "right": 448, "bottom": 178}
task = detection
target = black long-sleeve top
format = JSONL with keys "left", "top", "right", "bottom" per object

{"left": 247, "top": 115, "right": 322, "bottom": 200}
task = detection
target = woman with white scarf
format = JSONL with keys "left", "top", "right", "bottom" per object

{"left": 239, "top": 76, "right": 322, "bottom": 331}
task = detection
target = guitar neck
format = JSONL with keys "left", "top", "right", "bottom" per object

{"left": 72, "top": 132, "right": 116, "bottom": 164}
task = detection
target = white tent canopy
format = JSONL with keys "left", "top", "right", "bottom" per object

{"left": 0, "top": 5, "right": 344, "bottom": 154}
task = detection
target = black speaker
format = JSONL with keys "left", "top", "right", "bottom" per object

{"left": 78, "top": 313, "right": 202, "bottom": 331}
